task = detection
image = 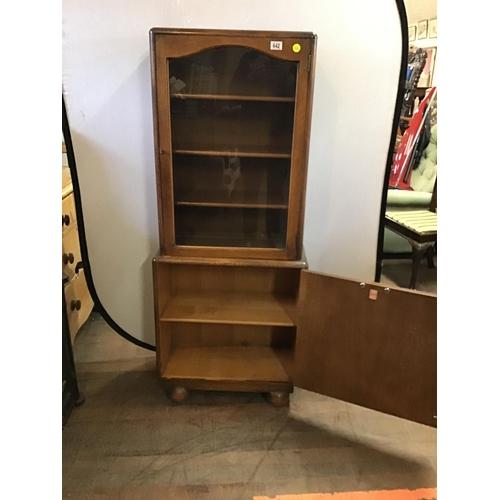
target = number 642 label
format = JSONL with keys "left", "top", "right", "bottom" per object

{"left": 270, "top": 41, "right": 283, "bottom": 50}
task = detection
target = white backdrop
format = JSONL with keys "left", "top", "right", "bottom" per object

{"left": 62, "top": 0, "right": 402, "bottom": 345}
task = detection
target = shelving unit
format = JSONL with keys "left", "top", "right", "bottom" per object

{"left": 152, "top": 253, "right": 305, "bottom": 403}
{"left": 150, "top": 28, "right": 316, "bottom": 405}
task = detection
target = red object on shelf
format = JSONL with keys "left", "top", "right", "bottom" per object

{"left": 390, "top": 87, "right": 436, "bottom": 190}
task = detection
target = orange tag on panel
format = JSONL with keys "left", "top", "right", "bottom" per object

{"left": 369, "top": 289, "right": 378, "bottom": 300}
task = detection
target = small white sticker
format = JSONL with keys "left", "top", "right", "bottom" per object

{"left": 270, "top": 41, "right": 283, "bottom": 50}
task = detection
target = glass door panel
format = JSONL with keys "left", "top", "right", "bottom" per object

{"left": 168, "top": 47, "right": 298, "bottom": 250}
{"left": 169, "top": 46, "right": 297, "bottom": 98}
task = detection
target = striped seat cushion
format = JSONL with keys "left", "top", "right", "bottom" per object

{"left": 386, "top": 210, "right": 437, "bottom": 235}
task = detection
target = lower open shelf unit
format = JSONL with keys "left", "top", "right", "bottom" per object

{"left": 153, "top": 254, "right": 307, "bottom": 405}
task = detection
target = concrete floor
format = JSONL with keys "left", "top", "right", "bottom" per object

{"left": 379, "top": 258, "right": 437, "bottom": 294}
{"left": 62, "top": 261, "right": 436, "bottom": 499}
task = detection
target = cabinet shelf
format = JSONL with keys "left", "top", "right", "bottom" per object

{"left": 171, "top": 93, "right": 295, "bottom": 103}
{"left": 173, "top": 146, "right": 292, "bottom": 159}
{"left": 160, "top": 291, "right": 297, "bottom": 326}
{"left": 162, "top": 346, "right": 293, "bottom": 384}
{"left": 175, "top": 189, "right": 288, "bottom": 209}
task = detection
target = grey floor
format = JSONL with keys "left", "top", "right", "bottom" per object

{"left": 379, "top": 258, "right": 437, "bottom": 294}
{"left": 62, "top": 261, "right": 436, "bottom": 499}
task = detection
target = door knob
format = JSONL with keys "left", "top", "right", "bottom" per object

{"left": 63, "top": 253, "right": 75, "bottom": 265}
{"left": 70, "top": 300, "right": 81, "bottom": 311}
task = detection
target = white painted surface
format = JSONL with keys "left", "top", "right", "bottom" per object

{"left": 62, "top": 0, "right": 402, "bottom": 344}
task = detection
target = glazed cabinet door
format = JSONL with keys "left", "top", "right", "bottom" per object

{"left": 294, "top": 270, "right": 437, "bottom": 427}
{"left": 150, "top": 29, "right": 316, "bottom": 259}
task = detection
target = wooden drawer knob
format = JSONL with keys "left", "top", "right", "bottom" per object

{"left": 63, "top": 253, "right": 75, "bottom": 265}
{"left": 62, "top": 214, "right": 71, "bottom": 226}
{"left": 70, "top": 300, "right": 81, "bottom": 311}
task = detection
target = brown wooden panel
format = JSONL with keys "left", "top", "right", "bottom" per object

{"left": 294, "top": 271, "right": 437, "bottom": 427}
{"left": 170, "top": 323, "right": 295, "bottom": 349}
{"left": 167, "top": 263, "right": 301, "bottom": 295}
{"left": 152, "top": 261, "right": 172, "bottom": 375}
{"left": 285, "top": 36, "right": 316, "bottom": 260}
{"left": 152, "top": 31, "right": 312, "bottom": 62}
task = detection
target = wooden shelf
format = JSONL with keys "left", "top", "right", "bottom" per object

{"left": 175, "top": 234, "right": 286, "bottom": 250}
{"left": 153, "top": 251, "right": 308, "bottom": 269}
{"left": 163, "top": 346, "right": 293, "bottom": 383}
{"left": 160, "top": 291, "right": 297, "bottom": 326}
{"left": 173, "top": 147, "right": 291, "bottom": 159}
{"left": 171, "top": 93, "right": 295, "bottom": 103}
{"left": 175, "top": 189, "right": 288, "bottom": 209}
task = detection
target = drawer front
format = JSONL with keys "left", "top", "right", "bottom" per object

{"left": 62, "top": 225, "right": 82, "bottom": 280}
{"left": 65, "top": 271, "right": 93, "bottom": 343}
{"left": 62, "top": 193, "right": 77, "bottom": 236}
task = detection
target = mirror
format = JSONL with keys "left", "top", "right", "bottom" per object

{"left": 377, "top": 0, "right": 438, "bottom": 293}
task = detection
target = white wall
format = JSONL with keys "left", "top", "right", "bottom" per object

{"left": 62, "top": 0, "right": 402, "bottom": 344}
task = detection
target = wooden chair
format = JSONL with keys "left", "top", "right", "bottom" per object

{"left": 385, "top": 180, "right": 437, "bottom": 289}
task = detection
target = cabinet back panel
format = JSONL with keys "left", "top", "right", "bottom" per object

{"left": 175, "top": 206, "right": 288, "bottom": 249}
{"left": 169, "top": 264, "right": 300, "bottom": 295}
{"left": 171, "top": 100, "right": 294, "bottom": 152}
{"left": 168, "top": 323, "right": 295, "bottom": 349}
{"left": 173, "top": 154, "right": 290, "bottom": 208}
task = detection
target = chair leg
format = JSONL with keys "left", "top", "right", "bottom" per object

{"left": 410, "top": 247, "right": 426, "bottom": 289}
{"left": 426, "top": 245, "right": 436, "bottom": 269}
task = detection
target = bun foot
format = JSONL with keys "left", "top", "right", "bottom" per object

{"left": 264, "top": 391, "right": 289, "bottom": 407}
{"left": 166, "top": 386, "right": 190, "bottom": 403}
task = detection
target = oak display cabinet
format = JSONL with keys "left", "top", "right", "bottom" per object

{"left": 151, "top": 28, "right": 437, "bottom": 427}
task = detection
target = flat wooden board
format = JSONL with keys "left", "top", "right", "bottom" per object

{"left": 161, "top": 291, "right": 297, "bottom": 326}
{"left": 294, "top": 271, "right": 437, "bottom": 426}
{"left": 153, "top": 251, "right": 308, "bottom": 268}
{"left": 163, "top": 346, "right": 293, "bottom": 383}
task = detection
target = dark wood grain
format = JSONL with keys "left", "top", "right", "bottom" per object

{"left": 294, "top": 270, "right": 437, "bottom": 427}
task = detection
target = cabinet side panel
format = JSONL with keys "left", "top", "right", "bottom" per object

{"left": 286, "top": 37, "right": 316, "bottom": 259}
{"left": 151, "top": 33, "right": 176, "bottom": 253}
{"left": 153, "top": 261, "right": 172, "bottom": 374}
